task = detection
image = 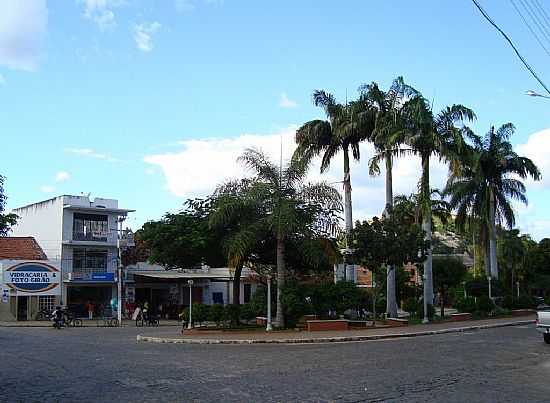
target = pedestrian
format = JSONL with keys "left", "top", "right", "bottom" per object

{"left": 85, "top": 301, "right": 94, "bottom": 320}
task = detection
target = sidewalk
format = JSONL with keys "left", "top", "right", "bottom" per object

{"left": 136, "top": 314, "right": 536, "bottom": 345}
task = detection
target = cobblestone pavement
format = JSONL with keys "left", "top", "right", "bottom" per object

{"left": 0, "top": 324, "right": 549, "bottom": 402}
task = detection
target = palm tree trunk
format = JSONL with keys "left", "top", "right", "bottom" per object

{"left": 489, "top": 189, "right": 498, "bottom": 279}
{"left": 484, "top": 242, "right": 491, "bottom": 277}
{"left": 384, "top": 154, "right": 398, "bottom": 318}
{"left": 231, "top": 262, "right": 243, "bottom": 325}
{"left": 274, "top": 231, "right": 285, "bottom": 328}
{"left": 343, "top": 147, "right": 353, "bottom": 239}
{"left": 421, "top": 154, "right": 434, "bottom": 305}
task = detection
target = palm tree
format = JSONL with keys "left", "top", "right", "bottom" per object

{"left": 359, "top": 77, "right": 418, "bottom": 317}
{"left": 445, "top": 123, "right": 541, "bottom": 279}
{"left": 238, "top": 148, "right": 342, "bottom": 327}
{"left": 402, "top": 96, "right": 475, "bottom": 305}
{"left": 294, "top": 91, "right": 375, "bottom": 268}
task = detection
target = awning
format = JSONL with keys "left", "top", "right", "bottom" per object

{"left": 132, "top": 271, "right": 231, "bottom": 280}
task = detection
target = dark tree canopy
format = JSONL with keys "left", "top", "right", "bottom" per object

{"left": 0, "top": 175, "right": 18, "bottom": 237}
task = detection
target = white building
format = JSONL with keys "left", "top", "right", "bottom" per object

{"left": 11, "top": 195, "right": 134, "bottom": 317}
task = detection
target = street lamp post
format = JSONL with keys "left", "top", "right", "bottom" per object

{"left": 266, "top": 275, "right": 272, "bottom": 332}
{"left": 526, "top": 89, "right": 550, "bottom": 99}
{"left": 516, "top": 281, "right": 520, "bottom": 298}
{"left": 462, "top": 281, "right": 467, "bottom": 298}
{"left": 422, "top": 274, "right": 429, "bottom": 324}
{"left": 487, "top": 275, "right": 492, "bottom": 300}
{"left": 187, "top": 279, "right": 194, "bottom": 329}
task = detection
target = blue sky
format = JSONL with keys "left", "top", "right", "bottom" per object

{"left": 1, "top": 0, "right": 550, "bottom": 238}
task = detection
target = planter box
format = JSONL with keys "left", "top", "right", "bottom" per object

{"left": 451, "top": 313, "right": 472, "bottom": 322}
{"left": 385, "top": 318, "right": 408, "bottom": 327}
{"left": 306, "top": 319, "right": 349, "bottom": 332}
{"left": 511, "top": 309, "right": 535, "bottom": 317}
{"left": 256, "top": 316, "right": 267, "bottom": 326}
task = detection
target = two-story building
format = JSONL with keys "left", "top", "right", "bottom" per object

{"left": 11, "top": 195, "right": 134, "bottom": 317}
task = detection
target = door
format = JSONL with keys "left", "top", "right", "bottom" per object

{"left": 17, "top": 296, "right": 28, "bottom": 321}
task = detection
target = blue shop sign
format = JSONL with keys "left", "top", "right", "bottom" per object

{"left": 91, "top": 273, "right": 115, "bottom": 281}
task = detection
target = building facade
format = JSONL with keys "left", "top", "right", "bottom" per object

{"left": 0, "top": 237, "right": 61, "bottom": 321}
{"left": 11, "top": 195, "right": 134, "bottom": 318}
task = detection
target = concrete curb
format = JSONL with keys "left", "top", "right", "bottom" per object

{"left": 136, "top": 319, "right": 535, "bottom": 345}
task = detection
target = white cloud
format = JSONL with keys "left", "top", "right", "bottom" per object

{"left": 144, "top": 126, "right": 449, "bottom": 222}
{"left": 65, "top": 148, "right": 119, "bottom": 162}
{"left": 0, "top": 0, "right": 48, "bottom": 71}
{"left": 516, "top": 128, "right": 549, "bottom": 188}
{"left": 0, "top": 74, "right": 5, "bottom": 85}
{"left": 279, "top": 93, "right": 298, "bottom": 108}
{"left": 79, "top": 0, "right": 125, "bottom": 31}
{"left": 55, "top": 171, "right": 71, "bottom": 182}
{"left": 40, "top": 185, "right": 55, "bottom": 193}
{"left": 133, "top": 22, "right": 161, "bottom": 53}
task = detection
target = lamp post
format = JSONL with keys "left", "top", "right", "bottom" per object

{"left": 516, "top": 281, "right": 520, "bottom": 298}
{"left": 266, "top": 275, "right": 272, "bottom": 332}
{"left": 462, "top": 281, "right": 467, "bottom": 298}
{"left": 187, "top": 279, "right": 194, "bottom": 329}
{"left": 526, "top": 89, "right": 550, "bottom": 99}
{"left": 422, "top": 274, "right": 429, "bottom": 324}
{"left": 487, "top": 275, "right": 492, "bottom": 300}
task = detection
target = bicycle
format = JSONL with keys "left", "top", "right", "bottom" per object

{"left": 35, "top": 309, "right": 51, "bottom": 321}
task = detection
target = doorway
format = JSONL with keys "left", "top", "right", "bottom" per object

{"left": 17, "top": 296, "right": 28, "bottom": 321}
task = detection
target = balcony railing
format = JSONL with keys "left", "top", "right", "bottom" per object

{"left": 72, "top": 231, "right": 118, "bottom": 243}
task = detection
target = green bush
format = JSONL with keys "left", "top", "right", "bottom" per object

{"left": 502, "top": 295, "right": 515, "bottom": 310}
{"left": 427, "top": 304, "right": 435, "bottom": 320}
{"left": 208, "top": 304, "right": 225, "bottom": 326}
{"left": 514, "top": 294, "right": 536, "bottom": 309}
{"left": 239, "top": 303, "right": 256, "bottom": 322}
{"left": 224, "top": 304, "right": 241, "bottom": 325}
{"left": 191, "top": 304, "right": 210, "bottom": 325}
{"left": 249, "top": 288, "right": 267, "bottom": 316}
{"left": 403, "top": 297, "right": 421, "bottom": 317}
{"left": 455, "top": 296, "right": 476, "bottom": 313}
{"left": 281, "top": 281, "right": 309, "bottom": 328}
{"left": 375, "top": 297, "right": 386, "bottom": 318}
{"left": 476, "top": 295, "right": 495, "bottom": 313}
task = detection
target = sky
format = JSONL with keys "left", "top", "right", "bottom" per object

{"left": 1, "top": 0, "right": 550, "bottom": 239}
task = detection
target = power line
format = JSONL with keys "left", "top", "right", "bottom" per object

{"left": 510, "top": 0, "right": 550, "bottom": 57}
{"left": 533, "top": 0, "right": 550, "bottom": 30}
{"left": 471, "top": 0, "right": 550, "bottom": 95}
{"left": 519, "top": 0, "right": 550, "bottom": 48}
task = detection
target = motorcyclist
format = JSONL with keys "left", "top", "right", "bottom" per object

{"left": 51, "top": 306, "right": 64, "bottom": 328}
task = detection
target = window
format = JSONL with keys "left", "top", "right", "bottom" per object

{"left": 39, "top": 296, "right": 55, "bottom": 312}
{"left": 244, "top": 284, "right": 252, "bottom": 303}
{"left": 73, "top": 213, "right": 109, "bottom": 241}
{"left": 73, "top": 249, "right": 108, "bottom": 273}
{"left": 212, "top": 292, "right": 224, "bottom": 304}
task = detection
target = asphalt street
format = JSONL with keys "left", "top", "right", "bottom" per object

{"left": 0, "top": 324, "right": 548, "bottom": 402}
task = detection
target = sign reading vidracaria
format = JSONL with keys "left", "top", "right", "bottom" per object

{"left": 2, "top": 262, "right": 61, "bottom": 295}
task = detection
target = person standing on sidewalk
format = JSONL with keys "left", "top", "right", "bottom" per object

{"left": 86, "top": 301, "right": 94, "bottom": 320}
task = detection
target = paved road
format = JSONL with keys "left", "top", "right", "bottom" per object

{"left": 0, "top": 324, "right": 549, "bottom": 402}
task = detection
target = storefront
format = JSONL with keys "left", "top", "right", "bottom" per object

{"left": 0, "top": 260, "right": 61, "bottom": 321}
{"left": 65, "top": 272, "right": 116, "bottom": 318}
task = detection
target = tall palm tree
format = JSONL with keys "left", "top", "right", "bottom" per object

{"left": 445, "top": 123, "right": 541, "bottom": 279}
{"left": 238, "top": 148, "right": 342, "bottom": 327}
{"left": 294, "top": 91, "right": 375, "bottom": 268}
{"left": 402, "top": 96, "right": 475, "bottom": 305}
{"left": 359, "top": 77, "right": 418, "bottom": 317}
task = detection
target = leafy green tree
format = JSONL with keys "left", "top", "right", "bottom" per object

{"left": 498, "top": 228, "right": 526, "bottom": 294}
{"left": 139, "top": 199, "right": 225, "bottom": 269}
{"left": 402, "top": 95, "right": 475, "bottom": 304}
{"left": 445, "top": 123, "right": 541, "bottom": 279}
{"left": 237, "top": 148, "right": 342, "bottom": 327}
{"left": 294, "top": 91, "right": 375, "bottom": 264}
{"left": 0, "top": 175, "right": 18, "bottom": 236}
{"left": 432, "top": 257, "right": 467, "bottom": 317}
{"left": 352, "top": 211, "right": 429, "bottom": 317}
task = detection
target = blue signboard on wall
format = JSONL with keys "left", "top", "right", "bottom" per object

{"left": 70, "top": 272, "right": 115, "bottom": 282}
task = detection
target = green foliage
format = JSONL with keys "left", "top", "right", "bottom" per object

{"left": 208, "top": 304, "right": 225, "bottom": 326}
{"left": 239, "top": 303, "right": 256, "bottom": 322}
{"left": 427, "top": 304, "right": 436, "bottom": 320}
{"left": 502, "top": 295, "right": 515, "bottom": 310}
{"left": 224, "top": 304, "right": 241, "bottom": 325}
{"left": 476, "top": 295, "right": 495, "bottom": 314}
{"left": 403, "top": 297, "right": 421, "bottom": 317}
{"left": 515, "top": 294, "right": 536, "bottom": 309}
{"left": 178, "top": 307, "right": 189, "bottom": 322}
{"left": 192, "top": 304, "right": 210, "bottom": 325}
{"left": 0, "top": 175, "right": 18, "bottom": 237}
{"left": 455, "top": 296, "right": 476, "bottom": 313}
{"left": 249, "top": 288, "right": 268, "bottom": 317}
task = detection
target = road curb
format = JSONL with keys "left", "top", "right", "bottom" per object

{"left": 136, "top": 319, "right": 535, "bottom": 345}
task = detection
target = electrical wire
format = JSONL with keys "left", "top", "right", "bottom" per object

{"left": 533, "top": 0, "right": 550, "bottom": 30}
{"left": 510, "top": 0, "right": 550, "bottom": 57}
{"left": 519, "top": 0, "right": 550, "bottom": 48}
{"left": 471, "top": 0, "right": 550, "bottom": 96}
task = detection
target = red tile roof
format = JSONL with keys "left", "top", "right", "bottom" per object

{"left": 0, "top": 237, "right": 47, "bottom": 260}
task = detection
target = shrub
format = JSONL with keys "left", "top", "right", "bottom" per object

{"left": 224, "top": 304, "right": 241, "bottom": 325}
{"left": 192, "top": 304, "right": 210, "bottom": 325}
{"left": 476, "top": 295, "right": 495, "bottom": 313}
{"left": 375, "top": 297, "right": 386, "bottom": 318}
{"left": 208, "top": 304, "right": 225, "bottom": 326}
{"left": 515, "top": 294, "right": 536, "bottom": 309}
{"left": 427, "top": 304, "right": 435, "bottom": 320}
{"left": 403, "top": 297, "right": 421, "bottom": 317}
{"left": 239, "top": 303, "right": 256, "bottom": 323}
{"left": 249, "top": 288, "right": 267, "bottom": 316}
{"left": 455, "top": 296, "right": 476, "bottom": 313}
{"left": 281, "top": 281, "right": 309, "bottom": 328}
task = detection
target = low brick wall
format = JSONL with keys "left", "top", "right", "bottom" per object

{"left": 256, "top": 317, "right": 267, "bottom": 326}
{"left": 511, "top": 309, "right": 535, "bottom": 316}
{"left": 307, "top": 319, "right": 349, "bottom": 332}
{"left": 385, "top": 318, "right": 408, "bottom": 327}
{"left": 451, "top": 313, "right": 472, "bottom": 322}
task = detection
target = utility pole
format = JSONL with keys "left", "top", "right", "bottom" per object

{"left": 266, "top": 274, "right": 272, "bottom": 332}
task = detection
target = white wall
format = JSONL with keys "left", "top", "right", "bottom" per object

{"left": 11, "top": 197, "right": 64, "bottom": 260}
